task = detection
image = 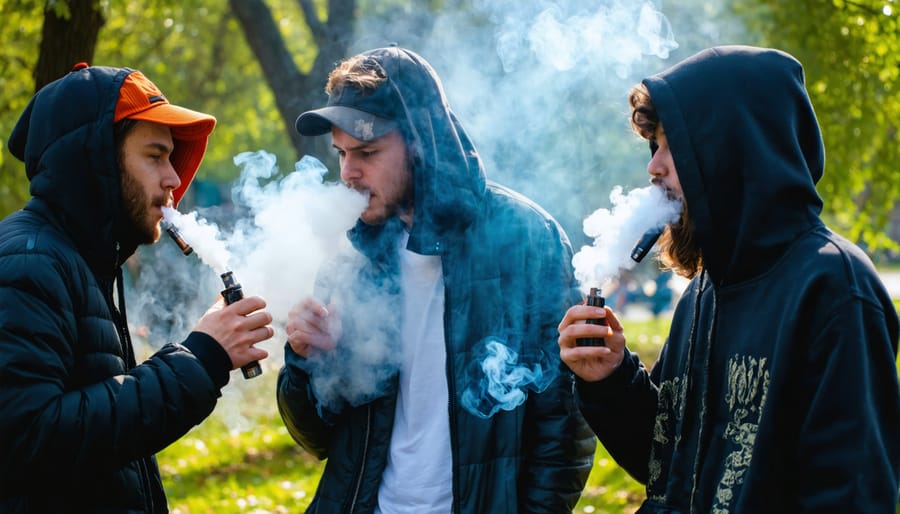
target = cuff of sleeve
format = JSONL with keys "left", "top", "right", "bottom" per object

{"left": 182, "top": 331, "right": 232, "bottom": 389}
{"left": 281, "top": 342, "right": 341, "bottom": 424}
{"left": 576, "top": 349, "right": 640, "bottom": 398}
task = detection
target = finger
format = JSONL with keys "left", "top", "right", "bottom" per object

{"left": 287, "top": 338, "right": 309, "bottom": 357}
{"left": 558, "top": 304, "right": 607, "bottom": 332}
{"left": 557, "top": 306, "right": 583, "bottom": 332}
{"left": 288, "top": 325, "right": 331, "bottom": 350}
{"left": 242, "top": 311, "right": 274, "bottom": 330}
{"left": 299, "top": 297, "right": 329, "bottom": 317}
{"left": 560, "top": 321, "right": 612, "bottom": 342}
{"left": 603, "top": 306, "right": 623, "bottom": 331}
{"left": 229, "top": 296, "right": 267, "bottom": 316}
{"left": 305, "top": 308, "right": 335, "bottom": 335}
{"left": 560, "top": 346, "right": 612, "bottom": 374}
{"left": 561, "top": 344, "right": 613, "bottom": 361}
{"left": 245, "top": 344, "right": 269, "bottom": 363}
{"left": 248, "top": 325, "right": 274, "bottom": 343}
{"left": 289, "top": 300, "right": 330, "bottom": 331}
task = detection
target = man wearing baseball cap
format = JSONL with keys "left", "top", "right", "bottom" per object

{"left": 0, "top": 64, "right": 273, "bottom": 513}
{"left": 278, "top": 47, "right": 595, "bottom": 513}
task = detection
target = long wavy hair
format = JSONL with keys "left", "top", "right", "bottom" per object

{"left": 629, "top": 84, "right": 703, "bottom": 279}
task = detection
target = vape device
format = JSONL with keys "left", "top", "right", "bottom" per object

{"left": 220, "top": 271, "right": 263, "bottom": 379}
{"left": 576, "top": 287, "right": 606, "bottom": 347}
{"left": 631, "top": 225, "right": 664, "bottom": 263}
{"left": 160, "top": 219, "right": 193, "bottom": 256}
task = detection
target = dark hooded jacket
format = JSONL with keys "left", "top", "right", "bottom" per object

{"left": 576, "top": 46, "right": 900, "bottom": 513}
{"left": 276, "top": 47, "right": 596, "bottom": 513}
{"left": 0, "top": 66, "right": 233, "bottom": 513}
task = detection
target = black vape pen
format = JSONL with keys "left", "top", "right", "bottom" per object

{"left": 576, "top": 287, "right": 606, "bottom": 347}
{"left": 631, "top": 225, "right": 664, "bottom": 263}
{"left": 220, "top": 271, "right": 263, "bottom": 379}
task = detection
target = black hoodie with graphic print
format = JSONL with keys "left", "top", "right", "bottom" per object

{"left": 576, "top": 46, "right": 900, "bottom": 513}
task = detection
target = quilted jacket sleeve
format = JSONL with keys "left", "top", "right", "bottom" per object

{"left": 0, "top": 223, "right": 227, "bottom": 487}
{"left": 276, "top": 343, "right": 332, "bottom": 459}
{"left": 518, "top": 212, "right": 597, "bottom": 512}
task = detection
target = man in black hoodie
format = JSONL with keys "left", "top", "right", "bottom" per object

{"left": 276, "top": 47, "right": 595, "bottom": 513}
{"left": 559, "top": 46, "right": 900, "bottom": 512}
{"left": 0, "top": 64, "right": 274, "bottom": 513}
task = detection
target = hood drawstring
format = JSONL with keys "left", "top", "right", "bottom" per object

{"left": 113, "top": 265, "right": 137, "bottom": 368}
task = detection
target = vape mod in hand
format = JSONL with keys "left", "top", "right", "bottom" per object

{"left": 576, "top": 287, "right": 606, "bottom": 347}
{"left": 220, "top": 271, "right": 263, "bottom": 379}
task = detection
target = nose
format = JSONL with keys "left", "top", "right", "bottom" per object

{"left": 339, "top": 155, "right": 361, "bottom": 184}
{"left": 162, "top": 159, "right": 182, "bottom": 191}
{"left": 647, "top": 152, "right": 666, "bottom": 181}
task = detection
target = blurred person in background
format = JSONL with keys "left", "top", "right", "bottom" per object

{"left": 0, "top": 64, "right": 274, "bottom": 513}
{"left": 277, "top": 46, "right": 595, "bottom": 513}
{"left": 558, "top": 45, "right": 900, "bottom": 513}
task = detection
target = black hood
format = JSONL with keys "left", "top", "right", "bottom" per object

{"left": 644, "top": 46, "right": 825, "bottom": 285}
{"left": 8, "top": 66, "right": 138, "bottom": 272}
{"left": 346, "top": 47, "right": 487, "bottom": 256}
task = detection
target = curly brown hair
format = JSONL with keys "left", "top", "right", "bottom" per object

{"left": 628, "top": 84, "right": 658, "bottom": 141}
{"left": 628, "top": 83, "right": 703, "bottom": 279}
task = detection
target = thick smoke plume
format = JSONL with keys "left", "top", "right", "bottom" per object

{"left": 412, "top": 0, "right": 681, "bottom": 418}
{"left": 128, "top": 152, "right": 369, "bottom": 428}
{"left": 128, "top": 0, "right": 747, "bottom": 425}
{"left": 573, "top": 185, "right": 682, "bottom": 292}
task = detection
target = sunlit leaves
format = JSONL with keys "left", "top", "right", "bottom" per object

{"left": 735, "top": 0, "right": 899, "bottom": 254}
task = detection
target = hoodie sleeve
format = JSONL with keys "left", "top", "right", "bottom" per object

{"left": 575, "top": 348, "right": 660, "bottom": 484}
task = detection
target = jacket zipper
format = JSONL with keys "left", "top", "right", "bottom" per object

{"left": 113, "top": 242, "right": 154, "bottom": 511}
{"left": 688, "top": 272, "right": 715, "bottom": 513}
{"left": 348, "top": 404, "right": 372, "bottom": 513}
{"left": 443, "top": 264, "right": 460, "bottom": 514}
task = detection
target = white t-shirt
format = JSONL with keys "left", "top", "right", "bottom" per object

{"left": 375, "top": 231, "right": 453, "bottom": 513}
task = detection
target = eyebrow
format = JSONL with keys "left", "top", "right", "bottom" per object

{"left": 145, "top": 142, "right": 173, "bottom": 153}
{"left": 333, "top": 142, "right": 375, "bottom": 153}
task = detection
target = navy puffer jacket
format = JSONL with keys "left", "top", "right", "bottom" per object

{"left": 0, "top": 66, "right": 232, "bottom": 512}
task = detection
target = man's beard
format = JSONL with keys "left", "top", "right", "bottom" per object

{"left": 121, "top": 170, "right": 162, "bottom": 245}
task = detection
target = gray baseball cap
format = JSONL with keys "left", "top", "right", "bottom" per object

{"left": 295, "top": 75, "right": 401, "bottom": 142}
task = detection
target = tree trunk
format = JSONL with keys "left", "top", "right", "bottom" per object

{"left": 229, "top": 0, "right": 356, "bottom": 166}
{"left": 33, "top": 1, "right": 106, "bottom": 91}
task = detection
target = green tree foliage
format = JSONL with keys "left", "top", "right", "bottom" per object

{"left": 0, "top": 0, "right": 43, "bottom": 216}
{"left": 1, "top": 0, "right": 898, "bottom": 254}
{"left": 0, "top": 0, "right": 308, "bottom": 213}
{"left": 733, "top": 0, "right": 900, "bottom": 254}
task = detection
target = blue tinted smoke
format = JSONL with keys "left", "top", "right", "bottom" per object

{"left": 461, "top": 337, "right": 556, "bottom": 419}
